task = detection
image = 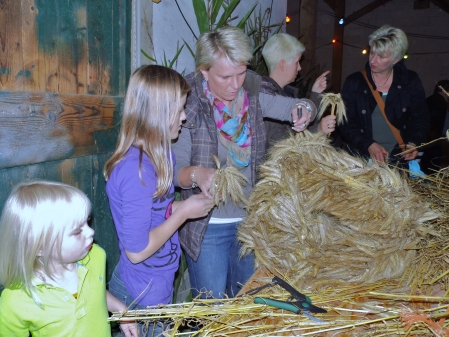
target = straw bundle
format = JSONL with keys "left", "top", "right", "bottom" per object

{"left": 238, "top": 131, "right": 439, "bottom": 284}
{"left": 317, "top": 93, "right": 347, "bottom": 124}
{"left": 109, "top": 273, "right": 449, "bottom": 336}
{"left": 211, "top": 155, "right": 248, "bottom": 207}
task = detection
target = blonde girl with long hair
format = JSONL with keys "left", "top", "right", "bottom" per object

{"left": 0, "top": 180, "right": 138, "bottom": 337}
{"left": 104, "top": 65, "right": 214, "bottom": 336}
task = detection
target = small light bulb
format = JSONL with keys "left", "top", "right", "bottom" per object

{"left": 403, "top": 54, "right": 408, "bottom": 59}
{"left": 339, "top": 18, "right": 344, "bottom": 25}
{"left": 362, "top": 49, "right": 367, "bottom": 54}
{"left": 332, "top": 39, "right": 336, "bottom": 43}
{"left": 286, "top": 16, "right": 291, "bottom": 23}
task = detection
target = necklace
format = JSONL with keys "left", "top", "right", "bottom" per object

{"left": 371, "top": 68, "right": 393, "bottom": 87}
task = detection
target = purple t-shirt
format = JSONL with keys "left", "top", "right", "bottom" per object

{"left": 106, "top": 146, "right": 180, "bottom": 306}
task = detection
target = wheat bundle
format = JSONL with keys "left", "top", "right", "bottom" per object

{"left": 238, "top": 131, "right": 439, "bottom": 284}
{"left": 317, "top": 93, "right": 347, "bottom": 125}
{"left": 210, "top": 155, "right": 248, "bottom": 207}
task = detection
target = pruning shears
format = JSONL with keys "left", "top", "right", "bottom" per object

{"left": 245, "top": 276, "right": 327, "bottom": 322}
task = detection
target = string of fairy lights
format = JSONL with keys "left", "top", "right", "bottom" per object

{"left": 285, "top": 7, "right": 449, "bottom": 57}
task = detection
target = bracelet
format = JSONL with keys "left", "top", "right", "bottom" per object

{"left": 190, "top": 166, "right": 200, "bottom": 188}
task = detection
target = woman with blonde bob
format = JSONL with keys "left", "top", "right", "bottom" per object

{"left": 339, "top": 25, "right": 429, "bottom": 164}
{"left": 172, "top": 26, "right": 314, "bottom": 300}
{"left": 104, "top": 65, "right": 214, "bottom": 336}
{"left": 0, "top": 180, "right": 137, "bottom": 337}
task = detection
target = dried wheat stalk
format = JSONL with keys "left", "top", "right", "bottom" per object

{"left": 238, "top": 131, "right": 439, "bottom": 285}
{"left": 211, "top": 155, "right": 248, "bottom": 207}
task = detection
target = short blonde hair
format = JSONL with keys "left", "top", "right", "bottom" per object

{"left": 0, "top": 180, "right": 91, "bottom": 297}
{"left": 262, "top": 33, "right": 305, "bottom": 73}
{"left": 195, "top": 26, "right": 253, "bottom": 71}
{"left": 104, "top": 65, "right": 190, "bottom": 197}
{"left": 369, "top": 25, "right": 408, "bottom": 60}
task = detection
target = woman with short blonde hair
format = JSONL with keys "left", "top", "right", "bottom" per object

{"left": 262, "top": 33, "right": 305, "bottom": 73}
{"left": 340, "top": 25, "right": 429, "bottom": 165}
{"left": 172, "top": 26, "right": 314, "bottom": 300}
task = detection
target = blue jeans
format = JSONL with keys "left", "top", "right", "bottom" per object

{"left": 186, "top": 221, "right": 255, "bottom": 299}
{"left": 108, "top": 265, "right": 165, "bottom": 337}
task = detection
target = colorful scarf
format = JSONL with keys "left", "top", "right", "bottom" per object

{"left": 202, "top": 80, "right": 252, "bottom": 167}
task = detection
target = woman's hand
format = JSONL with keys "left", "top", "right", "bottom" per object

{"left": 180, "top": 194, "right": 215, "bottom": 219}
{"left": 292, "top": 104, "right": 312, "bottom": 132}
{"left": 311, "top": 70, "right": 330, "bottom": 93}
{"left": 120, "top": 322, "right": 139, "bottom": 337}
{"left": 194, "top": 166, "right": 216, "bottom": 197}
{"left": 368, "top": 142, "right": 388, "bottom": 163}
{"left": 318, "top": 115, "right": 336, "bottom": 134}
{"left": 403, "top": 143, "right": 418, "bottom": 160}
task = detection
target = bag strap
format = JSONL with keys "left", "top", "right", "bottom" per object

{"left": 361, "top": 70, "right": 406, "bottom": 151}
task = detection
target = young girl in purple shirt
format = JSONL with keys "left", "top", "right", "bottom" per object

{"left": 104, "top": 65, "right": 214, "bottom": 336}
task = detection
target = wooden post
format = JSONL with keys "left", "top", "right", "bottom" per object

{"left": 331, "top": 0, "right": 345, "bottom": 93}
{"left": 299, "top": 0, "right": 318, "bottom": 76}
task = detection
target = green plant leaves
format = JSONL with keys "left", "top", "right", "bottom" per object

{"left": 192, "top": 0, "right": 209, "bottom": 34}
{"left": 236, "top": 2, "right": 257, "bottom": 29}
{"left": 210, "top": 0, "right": 223, "bottom": 27}
{"left": 215, "top": 0, "right": 240, "bottom": 29}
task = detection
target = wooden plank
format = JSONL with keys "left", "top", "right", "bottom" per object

{"left": 331, "top": 0, "right": 345, "bottom": 93}
{"left": 22, "top": 0, "right": 46, "bottom": 92}
{"left": 74, "top": 1, "right": 89, "bottom": 94}
{"left": 0, "top": 91, "right": 122, "bottom": 169}
{"left": 343, "top": 0, "right": 393, "bottom": 26}
{"left": 92, "top": 152, "right": 120, "bottom": 280}
{"left": 87, "top": 0, "right": 114, "bottom": 95}
{"left": 430, "top": 0, "right": 449, "bottom": 13}
{"left": 0, "top": 0, "right": 24, "bottom": 90}
{"left": 113, "top": 0, "right": 132, "bottom": 95}
{"left": 54, "top": 0, "right": 88, "bottom": 94}
{"left": 33, "top": 0, "right": 60, "bottom": 92}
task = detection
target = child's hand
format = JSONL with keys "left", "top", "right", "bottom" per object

{"left": 120, "top": 321, "right": 139, "bottom": 337}
{"left": 183, "top": 193, "right": 215, "bottom": 219}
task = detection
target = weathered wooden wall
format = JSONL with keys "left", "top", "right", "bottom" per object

{"left": 0, "top": 0, "right": 131, "bottom": 281}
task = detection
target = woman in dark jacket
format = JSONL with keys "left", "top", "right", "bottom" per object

{"left": 339, "top": 25, "right": 429, "bottom": 163}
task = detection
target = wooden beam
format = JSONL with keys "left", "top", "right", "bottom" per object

{"left": 430, "top": 0, "right": 449, "bottom": 13}
{"left": 342, "top": 0, "right": 393, "bottom": 26}
{"left": 331, "top": 0, "right": 345, "bottom": 93}
{"left": 0, "top": 92, "right": 122, "bottom": 169}
{"left": 299, "top": 0, "right": 318, "bottom": 76}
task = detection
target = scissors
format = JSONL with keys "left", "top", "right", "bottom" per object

{"left": 245, "top": 276, "right": 327, "bottom": 322}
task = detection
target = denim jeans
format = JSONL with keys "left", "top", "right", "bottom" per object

{"left": 108, "top": 265, "right": 165, "bottom": 337}
{"left": 186, "top": 221, "right": 255, "bottom": 299}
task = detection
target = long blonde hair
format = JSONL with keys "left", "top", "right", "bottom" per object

{"left": 0, "top": 180, "right": 91, "bottom": 300}
{"left": 104, "top": 65, "right": 190, "bottom": 197}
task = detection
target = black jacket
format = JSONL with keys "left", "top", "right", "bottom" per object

{"left": 339, "top": 61, "right": 429, "bottom": 159}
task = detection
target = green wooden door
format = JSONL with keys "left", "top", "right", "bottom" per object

{"left": 0, "top": 0, "right": 131, "bottom": 284}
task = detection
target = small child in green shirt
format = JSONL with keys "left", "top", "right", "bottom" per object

{"left": 0, "top": 180, "right": 138, "bottom": 337}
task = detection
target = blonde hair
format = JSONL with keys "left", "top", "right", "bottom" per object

{"left": 195, "top": 26, "right": 253, "bottom": 71}
{"left": 369, "top": 25, "right": 408, "bottom": 60}
{"left": 262, "top": 33, "right": 305, "bottom": 73}
{"left": 0, "top": 180, "right": 91, "bottom": 297}
{"left": 104, "top": 65, "right": 190, "bottom": 197}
